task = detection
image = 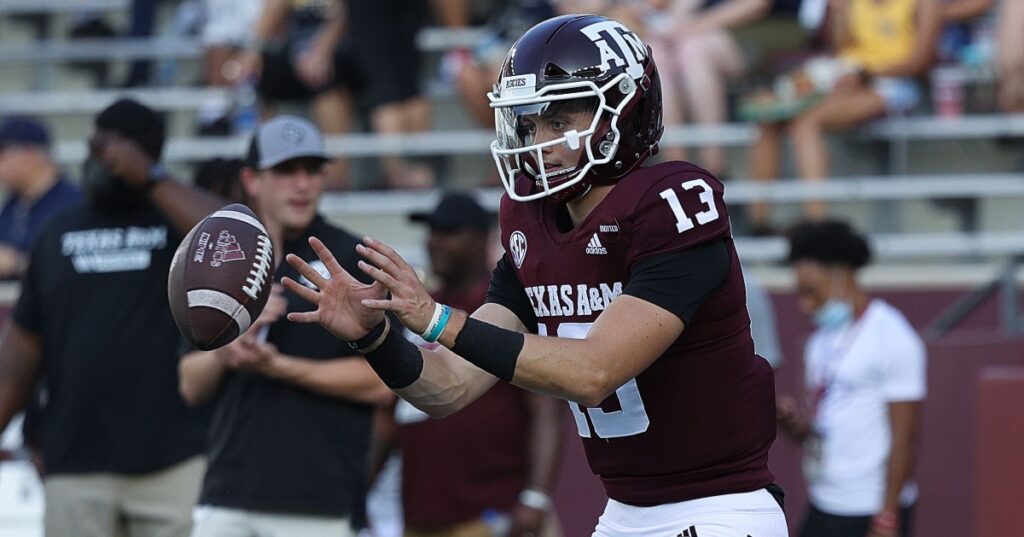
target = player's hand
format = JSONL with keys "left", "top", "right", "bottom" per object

{"left": 776, "top": 396, "right": 809, "bottom": 441}
{"left": 354, "top": 236, "right": 436, "bottom": 336}
{"left": 96, "top": 134, "right": 154, "bottom": 188}
{"left": 507, "top": 503, "right": 546, "bottom": 537}
{"left": 283, "top": 236, "right": 387, "bottom": 341}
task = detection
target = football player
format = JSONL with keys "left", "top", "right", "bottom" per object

{"left": 284, "top": 14, "right": 786, "bottom": 536}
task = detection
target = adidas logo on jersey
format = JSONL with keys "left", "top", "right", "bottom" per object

{"left": 586, "top": 233, "right": 607, "bottom": 255}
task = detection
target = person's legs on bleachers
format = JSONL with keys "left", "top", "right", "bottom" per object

{"left": 789, "top": 80, "right": 886, "bottom": 220}
{"left": 679, "top": 30, "right": 746, "bottom": 178}
{"left": 747, "top": 121, "right": 785, "bottom": 231}
{"left": 313, "top": 87, "right": 355, "bottom": 190}
{"left": 649, "top": 35, "right": 689, "bottom": 163}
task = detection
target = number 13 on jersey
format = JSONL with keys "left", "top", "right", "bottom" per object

{"left": 538, "top": 322, "right": 650, "bottom": 439}
{"left": 660, "top": 178, "right": 720, "bottom": 233}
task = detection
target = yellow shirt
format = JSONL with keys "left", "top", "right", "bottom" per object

{"left": 840, "top": 0, "right": 918, "bottom": 73}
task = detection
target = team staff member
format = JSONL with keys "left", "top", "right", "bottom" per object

{"left": 179, "top": 115, "right": 392, "bottom": 537}
{"left": 0, "top": 98, "right": 224, "bottom": 537}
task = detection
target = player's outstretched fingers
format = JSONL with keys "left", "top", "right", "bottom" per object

{"left": 355, "top": 241, "right": 403, "bottom": 281}
{"left": 286, "top": 252, "right": 330, "bottom": 290}
{"left": 357, "top": 259, "right": 401, "bottom": 291}
{"left": 308, "top": 236, "right": 350, "bottom": 279}
{"left": 287, "top": 310, "right": 320, "bottom": 324}
{"left": 362, "top": 236, "right": 415, "bottom": 276}
{"left": 281, "top": 276, "right": 320, "bottom": 305}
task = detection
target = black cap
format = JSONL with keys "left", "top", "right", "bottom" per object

{"left": 0, "top": 116, "right": 50, "bottom": 148}
{"left": 409, "top": 192, "right": 494, "bottom": 232}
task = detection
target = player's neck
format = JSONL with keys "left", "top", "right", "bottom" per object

{"left": 565, "top": 184, "right": 613, "bottom": 228}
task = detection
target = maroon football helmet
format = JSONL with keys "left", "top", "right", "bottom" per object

{"left": 488, "top": 14, "right": 663, "bottom": 203}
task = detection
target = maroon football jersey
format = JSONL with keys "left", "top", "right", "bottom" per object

{"left": 498, "top": 161, "right": 776, "bottom": 505}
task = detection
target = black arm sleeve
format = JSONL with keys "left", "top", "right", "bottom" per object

{"left": 485, "top": 254, "right": 538, "bottom": 333}
{"left": 623, "top": 239, "right": 731, "bottom": 325}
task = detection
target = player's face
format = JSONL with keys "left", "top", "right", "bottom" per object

{"left": 255, "top": 157, "right": 324, "bottom": 233}
{"left": 515, "top": 103, "right": 595, "bottom": 178}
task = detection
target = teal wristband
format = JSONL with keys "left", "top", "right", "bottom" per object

{"left": 422, "top": 304, "right": 452, "bottom": 343}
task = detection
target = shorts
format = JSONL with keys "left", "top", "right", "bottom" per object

{"left": 201, "top": 0, "right": 262, "bottom": 47}
{"left": 593, "top": 487, "right": 788, "bottom": 537}
{"left": 873, "top": 77, "right": 922, "bottom": 114}
{"left": 346, "top": 0, "right": 427, "bottom": 110}
{"left": 257, "top": 41, "right": 364, "bottom": 102}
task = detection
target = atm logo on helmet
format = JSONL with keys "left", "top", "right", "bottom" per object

{"left": 579, "top": 20, "right": 647, "bottom": 79}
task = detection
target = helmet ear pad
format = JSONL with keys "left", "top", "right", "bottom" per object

{"left": 589, "top": 55, "right": 664, "bottom": 187}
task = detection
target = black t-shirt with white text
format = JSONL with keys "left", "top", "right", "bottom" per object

{"left": 198, "top": 216, "right": 374, "bottom": 517}
{"left": 13, "top": 201, "right": 207, "bottom": 475}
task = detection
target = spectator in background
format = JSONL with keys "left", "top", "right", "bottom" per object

{"left": 448, "top": 1, "right": 555, "bottom": 128}
{"left": 179, "top": 116, "right": 392, "bottom": 537}
{"left": 641, "top": 0, "right": 772, "bottom": 178}
{"left": 369, "top": 192, "right": 565, "bottom": 537}
{"left": 778, "top": 220, "right": 926, "bottom": 537}
{"left": 997, "top": 0, "right": 1024, "bottom": 111}
{"left": 238, "top": 0, "right": 358, "bottom": 188}
{"left": 747, "top": 0, "right": 942, "bottom": 230}
{"left": 201, "top": 0, "right": 265, "bottom": 87}
{"left": 937, "top": 0, "right": 993, "bottom": 63}
{"left": 0, "top": 117, "right": 81, "bottom": 280}
{"left": 0, "top": 98, "right": 224, "bottom": 537}
{"left": 346, "top": 0, "right": 435, "bottom": 189}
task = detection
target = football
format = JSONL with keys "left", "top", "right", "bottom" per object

{"left": 168, "top": 203, "right": 275, "bottom": 350}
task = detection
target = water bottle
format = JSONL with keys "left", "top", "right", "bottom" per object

{"left": 232, "top": 81, "right": 260, "bottom": 135}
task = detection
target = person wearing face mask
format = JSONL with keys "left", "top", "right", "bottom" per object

{"left": 0, "top": 98, "right": 226, "bottom": 537}
{"left": 778, "top": 220, "right": 927, "bottom": 537}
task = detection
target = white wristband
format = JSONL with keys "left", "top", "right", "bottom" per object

{"left": 518, "top": 488, "right": 552, "bottom": 511}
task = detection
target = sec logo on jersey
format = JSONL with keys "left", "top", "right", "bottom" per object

{"left": 510, "top": 230, "right": 528, "bottom": 268}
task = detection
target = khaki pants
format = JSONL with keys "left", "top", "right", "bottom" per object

{"left": 405, "top": 512, "right": 563, "bottom": 537}
{"left": 44, "top": 456, "right": 206, "bottom": 537}
{"left": 190, "top": 506, "right": 354, "bottom": 537}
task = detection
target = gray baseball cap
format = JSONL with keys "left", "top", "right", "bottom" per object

{"left": 246, "top": 115, "right": 328, "bottom": 170}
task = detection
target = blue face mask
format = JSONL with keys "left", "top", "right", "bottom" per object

{"left": 813, "top": 299, "right": 853, "bottom": 330}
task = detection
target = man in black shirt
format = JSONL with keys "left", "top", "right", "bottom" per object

{"left": 0, "top": 99, "right": 225, "bottom": 537}
{"left": 179, "top": 115, "right": 392, "bottom": 537}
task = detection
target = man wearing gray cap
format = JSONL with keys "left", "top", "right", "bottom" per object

{"left": 179, "top": 115, "right": 392, "bottom": 537}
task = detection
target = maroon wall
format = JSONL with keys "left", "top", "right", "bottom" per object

{"left": 974, "top": 367, "right": 1024, "bottom": 537}
{"left": 552, "top": 287, "right": 1024, "bottom": 536}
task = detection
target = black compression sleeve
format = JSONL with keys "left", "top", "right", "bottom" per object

{"left": 451, "top": 318, "right": 525, "bottom": 382}
{"left": 623, "top": 239, "right": 731, "bottom": 324}
{"left": 362, "top": 324, "right": 424, "bottom": 389}
{"left": 485, "top": 255, "right": 538, "bottom": 333}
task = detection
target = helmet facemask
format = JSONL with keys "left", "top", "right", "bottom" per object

{"left": 489, "top": 73, "right": 640, "bottom": 203}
